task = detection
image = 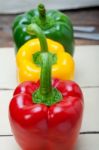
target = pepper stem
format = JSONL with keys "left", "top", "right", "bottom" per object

{"left": 40, "top": 53, "right": 52, "bottom": 96}
{"left": 38, "top": 4, "right": 46, "bottom": 20}
{"left": 33, "top": 52, "right": 62, "bottom": 106}
{"left": 33, "top": 52, "right": 53, "bottom": 105}
{"left": 27, "top": 23, "right": 48, "bottom": 52}
{"left": 26, "top": 24, "right": 62, "bottom": 106}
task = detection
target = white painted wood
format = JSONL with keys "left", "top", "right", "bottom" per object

{"left": 0, "top": 88, "right": 99, "bottom": 135}
{"left": 0, "top": 90, "right": 13, "bottom": 135}
{"left": 74, "top": 45, "right": 99, "bottom": 87}
{"left": 0, "top": 136, "right": 20, "bottom": 150}
{"left": 76, "top": 134, "right": 99, "bottom": 150}
{"left": 0, "top": 48, "right": 17, "bottom": 89}
{"left": 0, "top": 134, "right": 99, "bottom": 150}
{"left": 81, "top": 88, "right": 99, "bottom": 132}
{"left": 0, "top": 46, "right": 99, "bottom": 89}
{"left": 0, "top": 46, "right": 99, "bottom": 149}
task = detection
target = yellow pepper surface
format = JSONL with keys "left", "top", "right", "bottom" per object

{"left": 16, "top": 38, "right": 75, "bottom": 83}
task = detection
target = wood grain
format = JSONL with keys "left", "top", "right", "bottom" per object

{"left": 0, "top": 8, "right": 99, "bottom": 47}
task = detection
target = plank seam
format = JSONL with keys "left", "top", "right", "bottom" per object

{"left": 1, "top": 131, "right": 99, "bottom": 137}
{"left": 0, "top": 86, "right": 99, "bottom": 91}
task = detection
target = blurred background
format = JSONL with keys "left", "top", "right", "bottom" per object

{"left": 0, "top": 0, "right": 99, "bottom": 46}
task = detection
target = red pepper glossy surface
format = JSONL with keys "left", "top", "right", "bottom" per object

{"left": 9, "top": 79, "right": 83, "bottom": 150}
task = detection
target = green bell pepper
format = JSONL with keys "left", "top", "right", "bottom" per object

{"left": 12, "top": 4, "right": 74, "bottom": 55}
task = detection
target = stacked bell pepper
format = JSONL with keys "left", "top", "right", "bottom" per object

{"left": 16, "top": 23, "right": 74, "bottom": 82}
{"left": 9, "top": 4, "right": 84, "bottom": 150}
{"left": 12, "top": 4, "right": 74, "bottom": 55}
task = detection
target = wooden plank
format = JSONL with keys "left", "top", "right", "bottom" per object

{"left": 0, "top": 90, "right": 12, "bottom": 135}
{"left": 76, "top": 134, "right": 99, "bottom": 150}
{"left": 0, "top": 88, "right": 99, "bottom": 135}
{"left": 0, "top": 9, "right": 99, "bottom": 47}
{"left": 74, "top": 45, "right": 99, "bottom": 87}
{"left": 81, "top": 87, "right": 99, "bottom": 132}
{"left": 0, "top": 136, "right": 20, "bottom": 150}
{"left": 0, "top": 46, "right": 99, "bottom": 89}
{"left": 0, "top": 48, "right": 17, "bottom": 89}
{"left": 0, "top": 134, "right": 99, "bottom": 150}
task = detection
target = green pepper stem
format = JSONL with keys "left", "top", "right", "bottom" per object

{"left": 27, "top": 23, "right": 48, "bottom": 52}
{"left": 38, "top": 4, "right": 46, "bottom": 20}
{"left": 33, "top": 51, "right": 62, "bottom": 106}
{"left": 27, "top": 23, "right": 62, "bottom": 106}
{"left": 40, "top": 53, "right": 52, "bottom": 96}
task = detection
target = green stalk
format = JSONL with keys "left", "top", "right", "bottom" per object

{"left": 26, "top": 23, "right": 62, "bottom": 106}
{"left": 40, "top": 53, "right": 52, "bottom": 96}
{"left": 27, "top": 23, "right": 48, "bottom": 52}
{"left": 38, "top": 4, "right": 46, "bottom": 21}
{"left": 32, "top": 51, "right": 62, "bottom": 106}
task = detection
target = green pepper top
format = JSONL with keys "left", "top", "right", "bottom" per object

{"left": 12, "top": 4, "right": 74, "bottom": 55}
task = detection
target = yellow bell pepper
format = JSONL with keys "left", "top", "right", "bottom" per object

{"left": 16, "top": 24, "right": 75, "bottom": 82}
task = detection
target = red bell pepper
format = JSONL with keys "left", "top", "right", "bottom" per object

{"left": 9, "top": 24, "right": 84, "bottom": 150}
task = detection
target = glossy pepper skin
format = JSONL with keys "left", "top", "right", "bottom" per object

{"left": 16, "top": 24, "right": 74, "bottom": 83}
{"left": 12, "top": 4, "right": 74, "bottom": 55}
{"left": 9, "top": 24, "right": 83, "bottom": 150}
{"left": 9, "top": 79, "right": 83, "bottom": 150}
{"left": 9, "top": 29, "right": 83, "bottom": 149}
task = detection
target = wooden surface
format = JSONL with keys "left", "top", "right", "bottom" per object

{"left": 0, "top": 7, "right": 99, "bottom": 47}
{"left": 0, "top": 46, "right": 99, "bottom": 89}
{"left": 0, "top": 46, "right": 99, "bottom": 150}
{"left": 0, "top": 7, "right": 99, "bottom": 150}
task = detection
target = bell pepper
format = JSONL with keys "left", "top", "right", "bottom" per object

{"left": 16, "top": 23, "right": 75, "bottom": 83}
{"left": 12, "top": 3, "right": 74, "bottom": 55}
{"left": 9, "top": 42, "right": 83, "bottom": 150}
